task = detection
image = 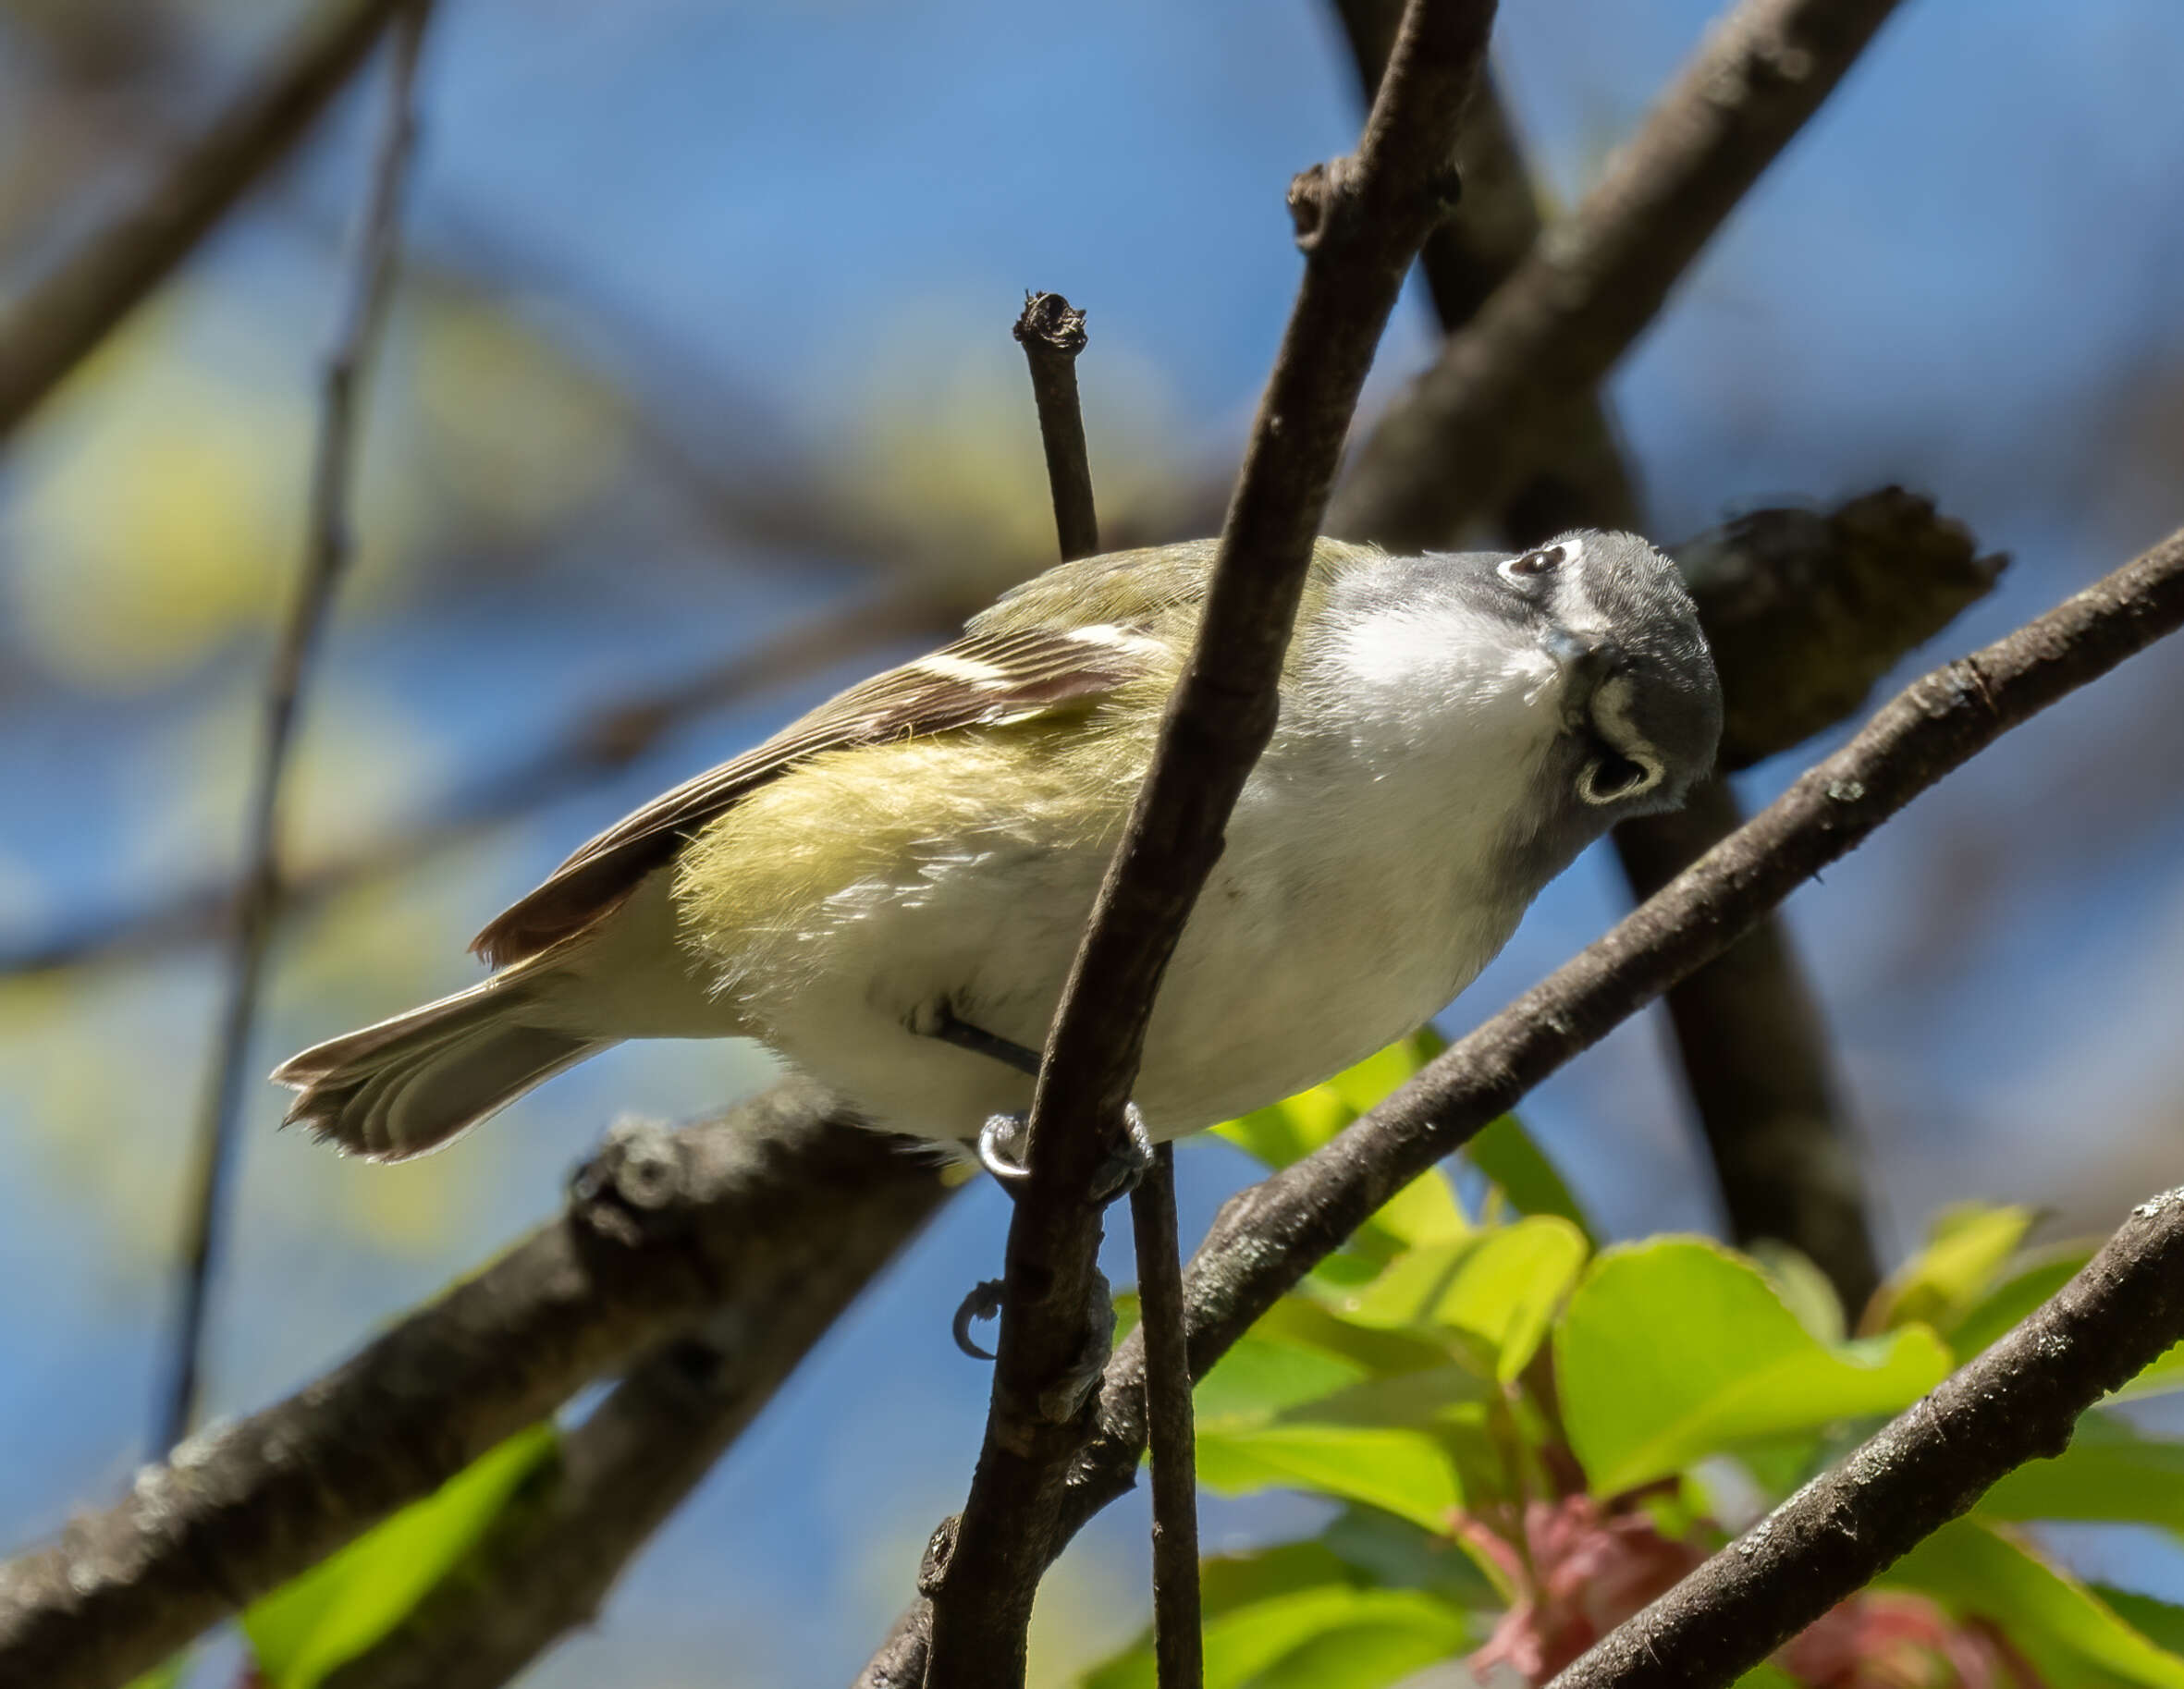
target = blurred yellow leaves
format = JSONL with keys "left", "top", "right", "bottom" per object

{"left": 411, "top": 298, "right": 627, "bottom": 535}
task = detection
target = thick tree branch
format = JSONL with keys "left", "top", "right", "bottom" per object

{"left": 315, "top": 1144, "right": 942, "bottom": 1689}
{"left": 922, "top": 6, "right": 1497, "bottom": 1683}
{"left": 1549, "top": 1184, "right": 2184, "bottom": 1689}
{"left": 0, "top": 0, "right": 417, "bottom": 443}
{"left": 857, "top": 524, "right": 2184, "bottom": 1685}
{"left": 1328, "top": 0, "right": 1908, "bottom": 550}
{"left": 161, "top": 0, "right": 430, "bottom": 1456}
{"left": 0, "top": 1083, "right": 948, "bottom": 1689}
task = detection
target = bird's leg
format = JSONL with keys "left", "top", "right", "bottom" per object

{"left": 920, "top": 1000, "right": 1148, "bottom": 1377}
{"left": 920, "top": 1001, "right": 1155, "bottom": 1197}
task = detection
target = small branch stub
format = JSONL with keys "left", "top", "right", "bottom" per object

{"left": 1013, "top": 290, "right": 1098, "bottom": 564}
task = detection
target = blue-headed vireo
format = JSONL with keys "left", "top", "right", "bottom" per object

{"left": 275, "top": 531, "right": 1722, "bottom": 1163}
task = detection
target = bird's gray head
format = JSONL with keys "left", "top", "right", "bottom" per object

{"left": 1309, "top": 529, "right": 1722, "bottom": 891}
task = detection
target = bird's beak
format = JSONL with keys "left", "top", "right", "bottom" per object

{"left": 1541, "top": 626, "right": 1626, "bottom": 730}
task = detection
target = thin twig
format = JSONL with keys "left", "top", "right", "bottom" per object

{"left": 156, "top": 0, "right": 430, "bottom": 1456}
{"left": 1012, "top": 286, "right": 1203, "bottom": 1684}
{"left": 1130, "top": 1144, "right": 1202, "bottom": 1689}
{"left": 1013, "top": 291, "right": 1100, "bottom": 563}
{"left": 855, "top": 522, "right": 2184, "bottom": 1687}
{"left": 1548, "top": 1184, "right": 2184, "bottom": 1689}
{"left": 0, "top": 1084, "right": 949, "bottom": 1689}
{"left": 1328, "top": 0, "right": 1910, "bottom": 549}
{"left": 0, "top": 0, "right": 418, "bottom": 443}
{"left": 921, "top": 6, "right": 1496, "bottom": 1683}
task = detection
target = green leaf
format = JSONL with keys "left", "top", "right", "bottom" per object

{"left": 1214, "top": 1032, "right": 1468, "bottom": 1251}
{"left": 1336, "top": 1218, "right": 1589, "bottom": 1381}
{"left": 1947, "top": 1245, "right": 2087, "bottom": 1359}
{"left": 1464, "top": 1115, "right": 1598, "bottom": 1246}
{"left": 2095, "top": 1589, "right": 2184, "bottom": 1657}
{"left": 1318, "top": 1504, "right": 1503, "bottom": 1608}
{"left": 1885, "top": 1518, "right": 2184, "bottom": 1688}
{"left": 1556, "top": 1239, "right": 1950, "bottom": 1495}
{"left": 1193, "top": 1321, "right": 1370, "bottom": 1426}
{"left": 1948, "top": 1246, "right": 2184, "bottom": 1400}
{"left": 1865, "top": 1203, "right": 2036, "bottom": 1335}
{"left": 1081, "top": 1580, "right": 1472, "bottom": 1689}
{"left": 1270, "top": 1363, "right": 1494, "bottom": 1430}
{"left": 1730, "top": 1666, "right": 1801, "bottom": 1689}
{"left": 244, "top": 1424, "right": 558, "bottom": 1689}
{"left": 1978, "top": 1413, "right": 2184, "bottom": 1536}
{"left": 1746, "top": 1241, "right": 1847, "bottom": 1344}
{"left": 1196, "top": 1421, "right": 1463, "bottom": 1534}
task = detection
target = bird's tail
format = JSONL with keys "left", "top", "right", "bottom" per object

{"left": 272, "top": 975, "right": 613, "bottom": 1161}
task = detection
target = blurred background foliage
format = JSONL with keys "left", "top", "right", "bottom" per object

{"left": 1, "top": 0, "right": 2182, "bottom": 1683}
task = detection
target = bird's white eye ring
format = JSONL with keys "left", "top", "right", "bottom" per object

{"left": 1577, "top": 747, "right": 1664, "bottom": 806}
{"left": 1500, "top": 541, "right": 1572, "bottom": 583}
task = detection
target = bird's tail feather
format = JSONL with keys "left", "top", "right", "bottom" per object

{"left": 272, "top": 977, "right": 612, "bottom": 1161}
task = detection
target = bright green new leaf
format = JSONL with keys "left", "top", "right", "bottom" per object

{"left": 1556, "top": 1239, "right": 1950, "bottom": 1495}
{"left": 1979, "top": 1412, "right": 2184, "bottom": 1537}
{"left": 1337, "top": 1218, "right": 1589, "bottom": 1380}
{"left": 1946, "top": 1245, "right": 2086, "bottom": 1360}
{"left": 1192, "top": 1322, "right": 1371, "bottom": 1425}
{"left": 1730, "top": 1667, "right": 1801, "bottom": 1689}
{"left": 1746, "top": 1240, "right": 1846, "bottom": 1344}
{"left": 1884, "top": 1518, "right": 2184, "bottom": 1689}
{"left": 244, "top": 1424, "right": 558, "bottom": 1689}
{"left": 1465, "top": 1114, "right": 1598, "bottom": 1246}
{"left": 1196, "top": 1421, "right": 1463, "bottom": 1535}
{"left": 1082, "top": 1579, "right": 1471, "bottom": 1689}
{"left": 1215, "top": 1032, "right": 1468, "bottom": 1250}
{"left": 1270, "top": 1363, "right": 1494, "bottom": 1430}
{"left": 123, "top": 1654, "right": 190, "bottom": 1689}
{"left": 1864, "top": 1203, "right": 2036, "bottom": 1335}
{"left": 1946, "top": 1246, "right": 2184, "bottom": 1399}
{"left": 1318, "top": 1504, "right": 1503, "bottom": 1608}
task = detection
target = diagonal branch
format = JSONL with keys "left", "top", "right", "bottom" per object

{"left": 1328, "top": 0, "right": 1909, "bottom": 550}
{"left": 854, "top": 521, "right": 2184, "bottom": 1685}
{"left": 158, "top": 0, "right": 432, "bottom": 1458}
{"left": 0, "top": 0, "right": 419, "bottom": 443}
{"left": 1548, "top": 1183, "right": 2184, "bottom": 1689}
{"left": 0, "top": 1083, "right": 949, "bottom": 1689}
{"left": 921, "top": 5, "right": 1498, "bottom": 1682}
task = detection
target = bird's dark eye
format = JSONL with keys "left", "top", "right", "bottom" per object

{"left": 1577, "top": 747, "right": 1663, "bottom": 806}
{"left": 1499, "top": 542, "right": 1567, "bottom": 584}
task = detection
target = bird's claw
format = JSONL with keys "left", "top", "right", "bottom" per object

{"left": 975, "top": 1104, "right": 1152, "bottom": 1204}
{"left": 951, "top": 1277, "right": 1005, "bottom": 1360}
{"left": 976, "top": 1112, "right": 1032, "bottom": 1184}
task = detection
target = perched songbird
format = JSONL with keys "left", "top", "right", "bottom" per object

{"left": 275, "top": 531, "right": 1722, "bottom": 1165}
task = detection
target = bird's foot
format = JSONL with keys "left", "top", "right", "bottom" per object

{"left": 952, "top": 1267, "right": 1114, "bottom": 1423}
{"left": 975, "top": 1102, "right": 1152, "bottom": 1203}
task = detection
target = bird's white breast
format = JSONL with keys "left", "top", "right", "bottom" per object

{"left": 738, "top": 594, "right": 1569, "bottom": 1142}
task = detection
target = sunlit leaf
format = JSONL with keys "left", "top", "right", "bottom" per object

{"left": 1196, "top": 1421, "right": 1463, "bottom": 1534}
{"left": 1336, "top": 1218, "right": 1589, "bottom": 1380}
{"left": 1556, "top": 1239, "right": 1950, "bottom": 1495}
{"left": 1464, "top": 1115, "right": 1597, "bottom": 1246}
{"left": 1862, "top": 1203, "right": 2036, "bottom": 1335}
{"left": 2096, "top": 1589, "right": 2184, "bottom": 1657}
{"left": 1081, "top": 1576, "right": 1471, "bottom": 1689}
{"left": 244, "top": 1424, "right": 558, "bottom": 1689}
{"left": 1884, "top": 1518, "right": 2184, "bottom": 1688}
{"left": 1746, "top": 1241, "right": 1847, "bottom": 1345}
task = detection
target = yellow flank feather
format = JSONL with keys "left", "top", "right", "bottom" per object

{"left": 672, "top": 679, "right": 1166, "bottom": 991}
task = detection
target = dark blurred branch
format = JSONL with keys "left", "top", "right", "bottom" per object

{"left": 1549, "top": 1184, "right": 2184, "bottom": 1689}
{"left": 159, "top": 0, "right": 430, "bottom": 1454}
{"left": 0, "top": 0, "right": 416, "bottom": 443}
{"left": 1326, "top": 0, "right": 1640, "bottom": 536}
{"left": 316, "top": 1132, "right": 944, "bottom": 1689}
{"left": 921, "top": 3, "right": 1495, "bottom": 1680}
{"left": 0, "top": 1083, "right": 950, "bottom": 1689}
{"left": 856, "top": 521, "right": 2184, "bottom": 1687}
{"left": 1626, "top": 494, "right": 2006, "bottom": 1303}
{"left": 1328, "top": 0, "right": 1909, "bottom": 549}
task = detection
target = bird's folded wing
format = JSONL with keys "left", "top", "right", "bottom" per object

{"left": 470, "top": 622, "right": 1164, "bottom": 967}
